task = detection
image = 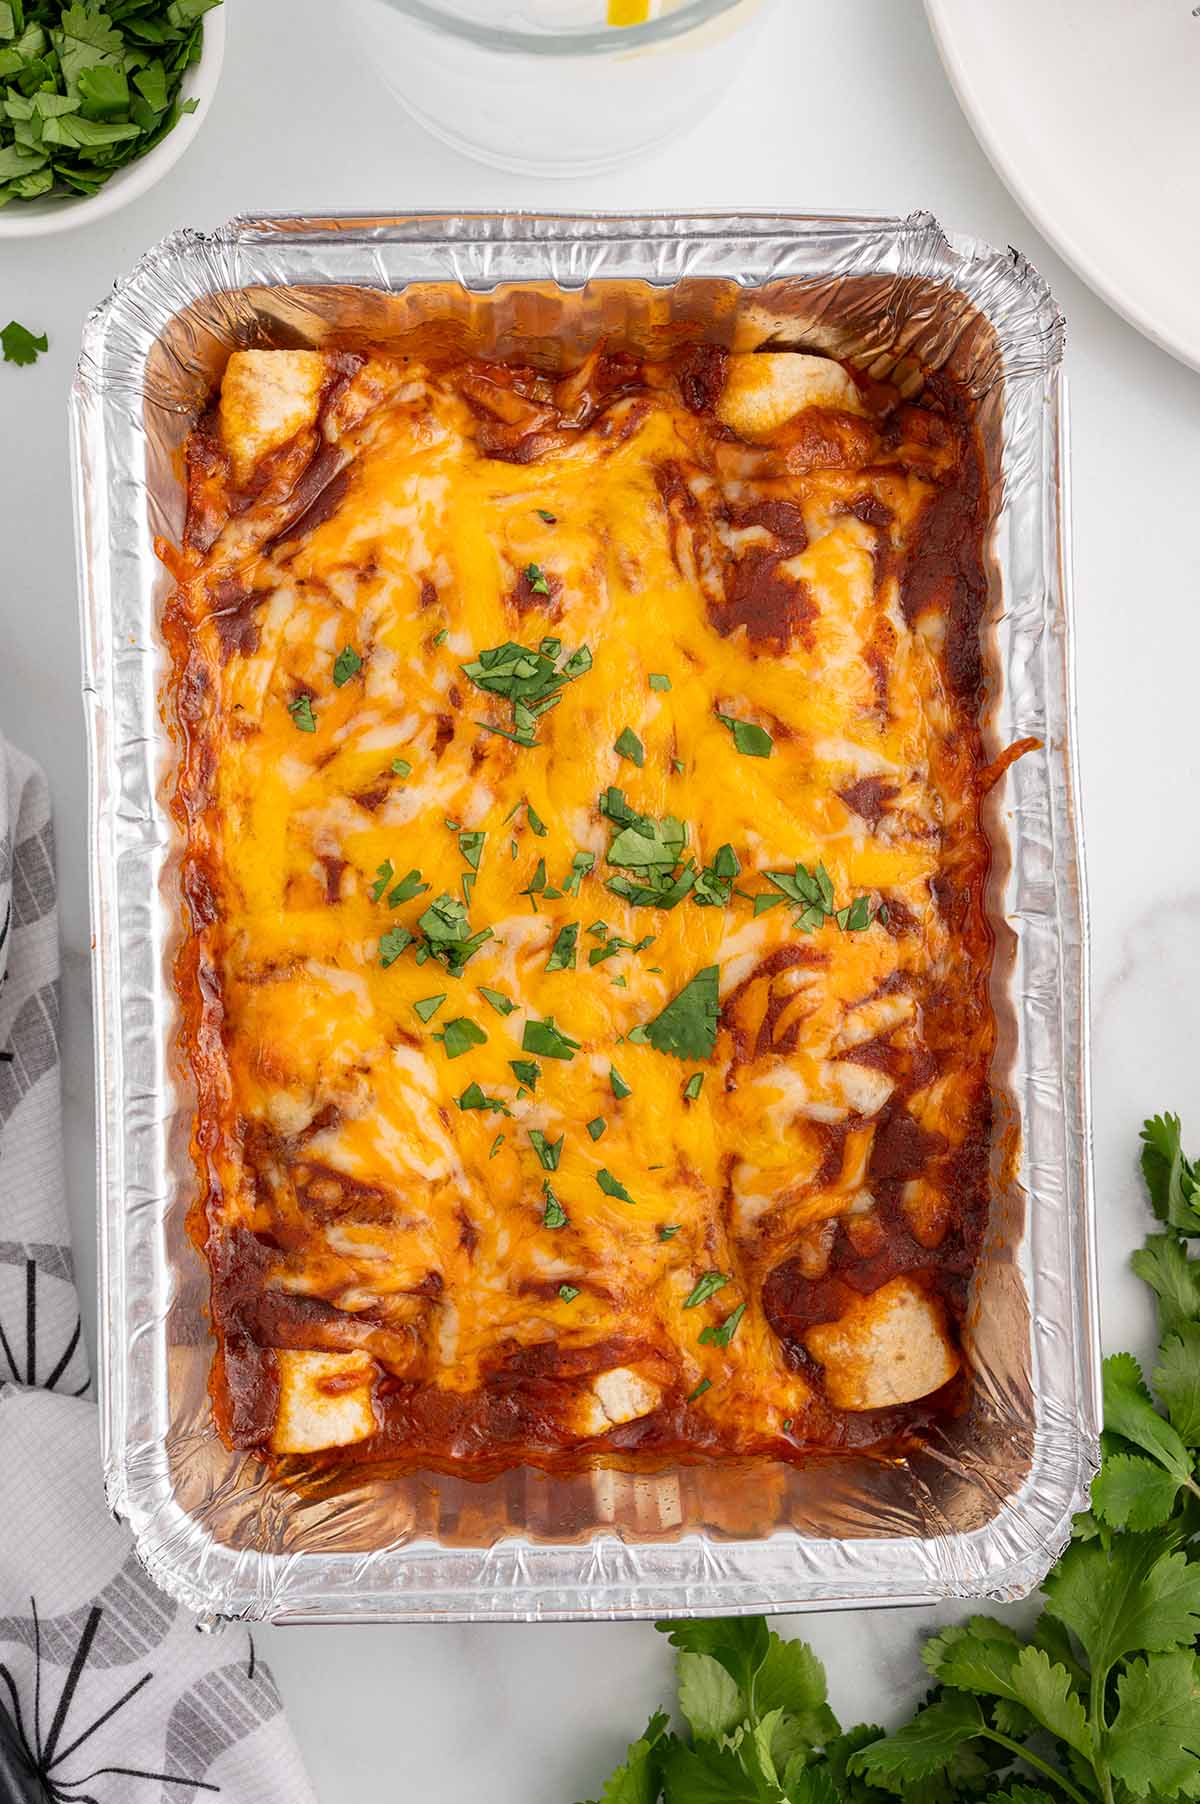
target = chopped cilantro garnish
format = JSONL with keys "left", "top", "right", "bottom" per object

{"left": 587, "top": 920, "right": 608, "bottom": 938}
{"left": 378, "top": 925, "right": 412, "bottom": 968}
{"left": 611, "top": 975, "right": 627, "bottom": 988}
{"left": 464, "top": 636, "right": 591, "bottom": 746}
{"left": 537, "top": 509, "right": 557, "bottom": 524}
{"left": 716, "top": 712, "right": 773, "bottom": 758}
{"left": 587, "top": 1116, "right": 607, "bottom": 1141}
{"left": 525, "top": 562, "right": 551, "bottom": 595}
{"left": 609, "top": 1066, "right": 632, "bottom": 1100}
{"left": 564, "top": 850, "right": 594, "bottom": 895}
{"left": 683, "top": 1072, "right": 704, "bottom": 1102}
{"left": 639, "top": 966, "right": 720, "bottom": 1061}
{"left": 432, "top": 1016, "right": 488, "bottom": 1059}
{"left": 648, "top": 672, "right": 671, "bottom": 691}
{"left": 333, "top": 645, "right": 362, "bottom": 686}
{"left": 413, "top": 994, "right": 447, "bottom": 1022}
{"left": 1, "top": 321, "right": 47, "bottom": 366}
{"left": 782, "top": 1416, "right": 793, "bottom": 1433}
{"left": 433, "top": 628, "right": 448, "bottom": 646}
{"left": 489, "top": 1132, "right": 505, "bottom": 1158}
{"left": 391, "top": 758, "right": 413, "bottom": 778}
{"left": 417, "top": 894, "right": 493, "bottom": 973}
{"left": 522, "top": 1017, "right": 580, "bottom": 1061}
{"left": 521, "top": 858, "right": 547, "bottom": 907}
{"left": 529, "top": 1129, "right": 563, "bottom": 1172}
{"left": 699, "top": 1301, "right": 745, "bottom": 1347}
{"left": 478, "top": 986, "right": 514, "bottom": 1017}
{"left": 458, "top": 830, "right": 485, "bottom": 871}
{"left": 545, "top": 922, "right": 579, "bottom": 972}
{"left": 369, "top": 861, "right": 394, "bottom": 903}
{"left": 614, "top": 726, "right": 645, "bottom": 767}
{"left": 287, "top": 694, "right": 316, "bottom": 733}
{"left": 558, "top": 1282, "right": 580, "bottom": 1302}
{"left": 458, "top": 1082, "right": 510, "bottom": 1115}
{"left": 754, "top": 893, "right": 788, "bottom": 916}
{"left": 671, "top": 757, "right": 685, "bottom": 775}
{"left": 597, "top": 1168, "right": 634, "bottom": 1204}
{"left": 687, "top": 1378, "right": 712, "bottom": 1403}
{"left": 684, "top": 1272, "right": 730, "bottom": 1309}
{"left": 387, "top": 869, "right": 428, "bottom": 906}
{"left": 837, "top": 895, "right": 874, "bottom": 931}
{"left": 509, "top": 1059, "right": 540, "bottom": 1089}
{"left": 542, "top": 1182, "right": 568, "bottom": 1229}
{"left": 693, "top": 843, "right": 739, "bottom": 908}
{"left": 526, "top": 802, "right": 548, "bottom": 837}
{"left": 658, "top": 1224, "right": 680, "bottom": 1240}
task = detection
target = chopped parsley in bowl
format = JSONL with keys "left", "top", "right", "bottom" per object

{"left": 0, "top": 0, "right": 223, "bottom": 234}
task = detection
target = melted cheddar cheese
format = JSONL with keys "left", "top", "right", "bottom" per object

{"left": 168, "top": 339, "right": 1002, "bottom": 1478}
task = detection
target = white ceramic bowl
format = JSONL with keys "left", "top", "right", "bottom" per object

{"left": 0, "top": 7, "right": 225, "bottom": 240}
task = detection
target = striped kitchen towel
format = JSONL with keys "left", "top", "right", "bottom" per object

{"left": 0, "top": 740, "right": 316, "bottom": 1804}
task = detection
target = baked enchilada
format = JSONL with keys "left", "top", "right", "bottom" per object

{"left": 166, "top": 336, "right": 1024, "bottom": 1476}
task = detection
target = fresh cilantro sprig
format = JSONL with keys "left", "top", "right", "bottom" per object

{"left": 463, "top": 635, "right": 591, "bottom": 746}
{"left": 0, "top": 1, "right": 222, "bottom": 209}
{"left": 600, "top": 787, "right": 738, "bottom": 914}
{"left": 578, "top": 1114, "right": 1200, "bottom": 1804}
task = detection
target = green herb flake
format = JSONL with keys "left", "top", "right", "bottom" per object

{"left": 586, "top": 1116, "right": 607, "bottom": 1141}
{"left": 524, "top": 562, "right": 551, "bottom": 596}
{"left": 536, "top": 508, "right": 557, "bottom": 524}
{"left": 432, "top": 1016, "right": 488, "bottom": 1059}
{"left": 387, "top": 868, "right": 428, "bottom": 906}
{"left": 671, "top": 757, "right": 685, "bottom": 775}
{"left": 658, "top": 1224, "right": 680, "bottom": 1241}
{"left": 545, "top": 922, "right": 579, "bottom": 973}
{"left": 683, "top": 1072, "right": 704, "bottom": 1102}
{"left": 541, "top": 1182, "right": 568, "bottom": 1229}
{"left": 716, "top": 712, "right": 773, "bottom": 758}
{"left": 417, "top": 893, "right": 493, "bottom": 973}
{"left": 597, "top": 1168, "right": 635, "bottom": 1204}
{"left": 558, "top": 1282, "right": 580, "bottom": 1302}
{"left": 522, "top": 1017, "right": 581, "bottom": 1061}
{"left": 332, "top": 645, "right": 362, "bottom": 686}
{"left": 526, "top": 802, "right": 548, "bottom": 837}
{"left": 489, "top": 1133, "right": 505, "bottom": 1159}
{"left": 687, "top": 1378, "right": 712, "bottom": 1402}
{"left": 1, "top": 320, "right": 47, "bottom": 365}
{"left": 286, "top": 694, "right": 316, "bottom": 733}
{"left": 413, "top": 993, "right": 447, "bottom": 1023}
{"left": 509, "top": 1059, "right": 540, "bottom": 1090}
{"left": 564, "top": 850, "right": 594, "bottom": 896}
{"left": 432, "top": 628, "right": 448, "bottom": 646}
{"left": 683, "top": 1271, "right": 730, "bottom": 1309}
{"left": 698, "top": 1301, "right": 745, "bottom": 1348}
{"left": 465, "top": 636, "right": 591, "bottom": 746}
{"left": 529, "top": 1128, "right": 564, "bottom": 1172}
{"left": 614, "top": 726, "right": 645, "bottom": 768}
{"left": 458, "top": 1082, "right": 510, "bottom": 1115}
{"left": 609, "top": 1065, "right": 632, "bottom": 1100}
{"left": 391, "top": 758, "right": 413, "bottom": 778}
{"left": 648, "top": 672, "right": 671, "bottom": 691}
{"left": 369, "top": 861, "right": 395, "bottom": 903}
{"left": 378, "top": 925, "right": 412, "bottom": 968}
{"left": 477, "top": 985, "right": 515, "bottom": 1017}
{"left": 639, "top": 966, "right": 720, "bottom": 1061}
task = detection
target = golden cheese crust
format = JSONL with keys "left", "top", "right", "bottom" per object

{"left": 165, "top": 338, "right": 1011, "bottom": 1479}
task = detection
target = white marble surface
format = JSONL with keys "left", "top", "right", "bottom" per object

{"left": 3, "top": 2, "right": 1198, "bottom": 1798}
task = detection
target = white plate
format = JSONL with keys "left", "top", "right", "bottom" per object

{"left": 926, "top": 0, "right": 1200, "bottom": 372}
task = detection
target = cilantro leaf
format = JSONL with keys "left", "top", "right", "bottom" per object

{"left": 639, "top": 965, "right": 720, "bottom": 1061}
{"left": 432, "top": 1016, "right": 487, "bottom": 1059}
{"left": 1044, "top": 1537, "right": 1200, "bottom": 1677}
{"left": 546, "top": 922, "right": 579, "bottom": 972}
{"left": 541, "top": 1181, "right": 568, "bottom": 1229}
{"left": 378, "top": 926, "right": 411, "bottom": 968}
{"left": 478, "top": 985, "right": 514, "bottom": 1017}
{"left": 692, "top": 843, "right": 739, "bottom": 908}
{"left": 687, "top": 1378, "right": 711, "bottom": 1402}
{"left": 597, "top": 1168, "right": 634, "bottom": 1204}
{"left": 614, "top": 726, "right": 645, "bottom": 767}
{"left": 413, "top": 993, "right": 446, "bottom": 1023}
{"left": 558, "top": 1283, "right": 580, "bottom": 1302}
{"left": 649, "top": 672, "right": 671, "bottom": 691}
{"left": 417, "top": 893, "right": 493, "bottom": 973}
{"left": 387, "top": 869, "right": 428, "bottom": 906}
{"left": 587, "top": 1116, "right": 607, "bottom": 1140}
{"left": 391, "top": 758, "right": 413, "bottom": 778}
{"left": 1132, "top": 1233, "right": 1200, "bottom": 1340}
{"left": 463, "top": 636, "right": 590, "bottom": 745}
{"left": 675, "top": 1652, "right": 743, "bottom": 1741}
{"left": 754, "top": 1635, "right": 839, "bottom": 1746}
{"left": 698, "top": 1301, "right": 745, "bottom": 1348}
{"left": 716, "top": 712, "right": 773, "bottom": 758}
{"left": 332, "top": 645, "right": 362, "bottom": 686}
{"left": 529, "top": 1129, "right": 563, "bottom": 1172}
{"left": 848, "top": 1693, "right": 986, "bottom": 1786}
{"left": 457, "top": 1082, "right": 509, "bottom": 1115}
{"left": 1153, "top": 1321, "right": 1200, "bottom": 1444}
{"left": 655, "top": 1618, "right": 770, "bottom": 1702}
{"left": 1141, "top": 1113, "right": 1200, "bottom": 1233}
{"left": 287, "top": 694, "right": 316, "bottom": 733}
{"left": 1101, "top": 1350, "right": 1193, "bottom": 1483}
{"left": 1092, "top": 1452, "right": 1182, "bottom": 1530}
{"left": 509, "top": 1059, "right": 539, "bottom": 1090}
{"left": 683, "top": 1071, "right": 704, "bottom": 1102}
{"left": 1106, "top": 1651, "right": 1200, "bottom": 1798}
{"left": 684, "top": 1272, "right": 730, "bottom": 1309}
{"left": 525, "top": 561, "right": 551, "bottom": 595}
{"left": 609, "top": 1065, "right": 632, "bottom": 1100}
{"left": 1, "top": 319, "right": 47, "bottom": 365}
{"left": 522, "top": 1016, "right": 580, "bottom": 1061}
{"left": 458, "top": 830, "right": 485, "bottom": 871}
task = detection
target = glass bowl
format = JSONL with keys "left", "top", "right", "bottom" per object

{"left": 344, "top": 0, "right": 778, "bottom": 175}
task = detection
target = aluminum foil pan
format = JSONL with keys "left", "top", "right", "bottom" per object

{"left": 72, "top": 211, "right": 1098, "bottom": 1624}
